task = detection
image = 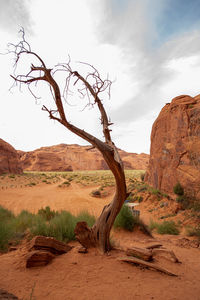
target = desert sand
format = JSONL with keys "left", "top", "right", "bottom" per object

{"left": 0, "top": 177, "right": 200, "bottom": 300}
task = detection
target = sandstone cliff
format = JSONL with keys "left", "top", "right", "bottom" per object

{"left": 145, "top": 94, "right": 200, "bottom": 199}
{"left": 19, "top": 144, "right": 149, "bottom": 171}
{"left": 0, "top": 139, "right": 23, "bottom": 174}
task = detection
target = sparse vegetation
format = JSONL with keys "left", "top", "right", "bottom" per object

{"left": 173, "top": 182, "right": 184, "bottom": 196}
{"left": 186, "top": 225, "right": 200, "bottom": 239}
{"left": 149, "top": 220, "right": 179, "bottom": 235}
{"left": 113, "top": 204, "right": 151, "bottom": 235}
{"left": 0, "top": 205, "right": 96, "bottom": 251}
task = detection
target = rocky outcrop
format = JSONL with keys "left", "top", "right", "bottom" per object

{"left": 0, "top": 139, "right": 22, "bottom": 174}
{"left": 19, "top": 144, "right": 149, "bottom": 171}
{"left": 145, "top": 94, "right": 200, "bottom": 199}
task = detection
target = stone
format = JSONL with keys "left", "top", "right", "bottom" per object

{"left": 0, "top": 139, "right": 22, "bottom": 174}
{"left": 145, "top": 94, "right": 200, "bottom": 199}
{"left": 26, "top": 250, "right": 55, "bottom": 268}
{"left": 28, "top": 236, "right": 72, "bottom": 255}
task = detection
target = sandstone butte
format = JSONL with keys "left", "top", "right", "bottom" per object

{"left": 18, "top": 144, "right": 149, "bottom": 171}
{"left": 0, "top": 139, "right": 23, "bottom": 174}
{"left": 0, "top": 140, "right": 149, "bottom": 174}
{"left": 145, "top": 94, "right": 200, "bottom": 200}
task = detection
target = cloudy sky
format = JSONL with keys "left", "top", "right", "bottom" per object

{"left": 1, "top": 0, "right": 200, "bottom": 154}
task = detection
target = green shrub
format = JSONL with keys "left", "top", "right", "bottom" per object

{"left": 149, "top": 220, "right": 179, "bottom": 235}
{"left": 76, "top": 211, "right": 96, "bottom": 227}
{"left": 186, "top": 226, "right": 200, "bottom": 239}
{"left": 0, "top": 222, "right": 15, "bottom": 251}
{"left": 173, "top": 183, "right": 184, "bottom": 196}
{"left": 157, "top": 221, "right": 179, "bottom": 235}
{"left": 12, "top": 210, "right": 35, "bottom": 232}
{"left": 114, "top": 205, "right": 136, "bottom": 231}
{"left": 38, "top": 206, "right": 58, "bottom": 221}
{"left": 0, "top": 206, "right": 14, "bottom": 221}
{"left": 91, "top": 190, "right": 101, "bottom": 197}
{"left": 30, "top": 215, "right": 49, "bottom": 237}
{"left": 176, "top": 195, "right": 190, "bottom": 210}
{"left": 48, "top": 211, "right": 77, "bottom": 242}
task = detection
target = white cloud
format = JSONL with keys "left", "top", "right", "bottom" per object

{"left": 1, "top": 0, "right": 200, "bottom": 154}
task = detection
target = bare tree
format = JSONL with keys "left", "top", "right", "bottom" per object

{"left": 9, "top": 29, "right": 128, "bottom": 253}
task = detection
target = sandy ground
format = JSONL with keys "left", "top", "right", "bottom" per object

{"left": 0, "top": 181, "right": 200, "bottom": 300}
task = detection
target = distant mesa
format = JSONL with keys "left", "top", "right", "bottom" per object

{"left": 0, "top": 140, "right": 149, "bottom": 174}
{"left": 18, "top": 144, "right": 149, "bottom": 172}
{"left": 145, "top": 94, "right": 200, "bottom": 200}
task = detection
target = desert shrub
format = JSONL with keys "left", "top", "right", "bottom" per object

{"left": 133, "top": 195, "right": 143, "bottom": 203}
{"left": 173, "top": 182, "right": 184, "bottom": 196}
{"left": 30, "top": 215, "right": 49, "bottom": 237}
{"left": 0, "top": 222, "right": 14, "bottom": 251}
{"left": 63, "top": 180, "right": 70, "bottom": 185}
{"left": 48, "top": 211, "right": 77, "bottom": 242}
{"left": 157, "top": 221, "right": 179, "bottom": 235}
{"left": 12, "top": 210, "right": 35, "bottom": 232}
{"left": 91, "top": 190, "right": 101, "bottom": 197}
{"left": 76, "top": 211, "right": 96, "bottom": 227}
{"left": 149, "top": 220, "right": 179, "bottom": 235}
{"left": 0, "top": 206, "right": 14, "bottom": 221}
{"left": 38, "top": 206, "right": 58, "bottom": 221}
{"left": 186, "top": 226, "right": 200, "bottom": 239}
{"left": 190, "top": 201, "right": 200, "bottom": 212}
{"left": 176, "top": 195, "right": 190, "bottom": 210}
{"left": 114, "top": 205, "right": 136, "bottom": 231}
{"left": 151, "top": 188, "right": 162, "bottom": 197}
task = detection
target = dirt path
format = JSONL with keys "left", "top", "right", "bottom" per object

{"left": 0, "top": 182, "right": 111, "bottom": 216}
{"left": 0, "top": 183, "right": 200, "bottom": 299}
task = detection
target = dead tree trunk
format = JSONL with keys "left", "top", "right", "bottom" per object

{"left": 9, "top": 29, "right": 128, "bottom": 253}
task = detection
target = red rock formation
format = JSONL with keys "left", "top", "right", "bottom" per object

{"left": 145, "top": 94, "right": 200, "bottom": 199}
{"left": 0, "top": 139, "right": 22, "bottom": 174}
{"left": 19, "top": 144, "right": 149, "bottom": 171}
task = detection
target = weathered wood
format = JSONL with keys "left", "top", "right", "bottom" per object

{"left": 126, "top": 247, "right": 153, "bottom": 261}
{"left": 152, "top": 248, "right": 181, "bottom": 263}
{"left": 78, "top": 246, "right": 88, "bottom": 253}
{"left": 0, "top": 289, "right": 18, "bottom": 299}
{"left": 26, "top": 250, "right": 55, "bottom": 268}
{"left": 75, "top": 222, "right": 95, "bottom": 249}
{"left": 146, "top": 243, "right": 163, "bottom": 250}
{"left": 28, "top": 236, "right": 72, "bottom": 255}
{"left": 118, "top": 256, "right": 178, "bottom": 276}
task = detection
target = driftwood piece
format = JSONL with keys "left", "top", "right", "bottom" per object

{"left": 118, "top": 256, "right": 178, "bottom": 276}
{"left": 146, "top": 243, "right": 163, "bottom": 250}
{"left": 152, "top": 248, "right": 181, "bottom": 263}
{"left": 0, "top": 289, "right": 18, "bottom": 299}
{"left": 26, "top": 250, "right": 55, "bottom": 268}
{"left": 126, "top": 247, "right": 153, "bottom": 261}
{"left": 28, "top": 236, "right": 72, "bottom": 255}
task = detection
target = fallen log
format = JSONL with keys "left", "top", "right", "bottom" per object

{"left": 152, "top": 248, "right": 181, "bottom": 263}
{"left": 28, "top": 236, "right": 72, "bottom": 255}
{"left": 126, "top": 247, "right": 153, "bottom": 261}
{"left": 118, "top": 256, "right": 178, "bottom": 276}
{"left": 26, "top": 250, "right": 55, "bottom": 268}
{"left": 146, "top": 243, "right": 163, "bottom": 250}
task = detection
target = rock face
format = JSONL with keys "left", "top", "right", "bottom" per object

{"left": 19, "top": 144, "right": 149, "bottom": 171}
{"left": 0, "top": 139, "right": 22, "bottom": 174}
{"left": 145, "top": 94, "right": 200, "bottom": 199}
